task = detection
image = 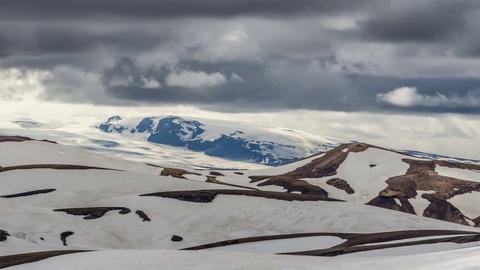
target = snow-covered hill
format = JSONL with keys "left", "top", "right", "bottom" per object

{"left": 97, "top": 115, "right": 339, "bottom": 166}
{"left": 1, "top": 136, "right": 480, "bottom": 269}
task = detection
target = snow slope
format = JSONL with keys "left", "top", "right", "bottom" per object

{"left": 8, "top": 247, "right": 480, "bottom": 270}
{"left": 1, "top": 137, "right": 480, "bottom": 269}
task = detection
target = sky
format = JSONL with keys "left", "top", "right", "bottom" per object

{"left": 1, "top": 0, "right": 480, "bottom": 159}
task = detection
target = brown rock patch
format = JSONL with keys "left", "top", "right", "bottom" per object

{"left": 422, "top": 194, "right": 470, "bottom": 226}
{"left": 0, "top": 135, "right": 56, "bottom": 144}
{"left": 0, "top": 250, "right": 91, "bottom": 269}
{"left": 54, "top": 207, "right": 131, "bottom": 220}
{"left": 326, "top": 178, "right": 354, "bottom": 194}
{"left": 160, "top": 167, "right": 201, "bottom": 179}
{"left": 0, "top": 189, "right": 56, "bottom": 198}
{"left": 135, "top": 210, "right": 151, "bottom": 222}
{"left": 0, "top": 164, "right": 117, "bottom": 173}
{"left": 206, "top": 176, "right": 259, "bottom": 191}
{"left": 140, "top": 189, "right": 341, "bottom": 203}
{"left": 60, "top": 231, "right": 74, "bottom": 246}
{"left": 0, "top": 230, "right": 9, "bottom": 242}
{"left": 258, "top": 177, "right": 328, "bottom": 196}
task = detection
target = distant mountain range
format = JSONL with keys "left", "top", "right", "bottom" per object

{"left": 98, "top": 115, "right": 339, "bottom": 166}
{"left": 97, "top": 115, "right": 480, "bottom": 166}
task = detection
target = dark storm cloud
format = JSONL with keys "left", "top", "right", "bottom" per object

{"left": 357, "top": 0, "right": 476, "bottom": 43}
{"left": 0, "top": 23, "right": 170, "bottom": 59}
{"left": 1, "top": 0, "right": 480, "bottom": 114}
{"left": 101, "top": 57, "right": 480, "bottom": 113}
{"left": 0, "top": 0, "right": 374, "bottom": 20}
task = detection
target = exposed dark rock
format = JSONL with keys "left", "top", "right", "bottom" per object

{"left": 0, "top": 189, "right": 56, "bottom": 198}
{"left": 209, "top": 171, "right": 224, "bottom": 176}
{"left": 367, "top": 196, "right": 413, "bottom": 214}
{"left": 160, "top": 168, "right": 201, "bottom": 179}
{"left": 119, "top": 208, "right": 131, "bottom": 214}
{"left": 234, "top": 172, "right": 244, "bottom": 175}
{"left": 403, "top": 159, "right": 436, "bottom": 175}
{"left": 422, "top": 194, "right": 469, "bottom": 226}
{"left": 0, "top": 250, "right": 91, "bottom": 269}
{"left": 0, "top": 136, "right": 33, "bottom": 142}
{"left": 0, "top": 229, "right": 9, "bottom": 241}
{"left": 247, "top": 143, "right": 370, "bottom": 195}
{"left": 141, "top": 189, "right": 341, "bottom": 203}
{"left": 249, "top": 175, "right": 273, "bottom": 183}
{"left": 60, "top": 231, "right": 74, "bottom": 246}
{"left": 0, "top": 164, "right": 117, "bottom": 173}
{"left": 135, "top": 210, "right": 151, "bottom": 222}
{"left": 369, "top": 164, "right": 377, "bottom": 168}
{"left": 184, "top": 230, "right": 480, "bottom": 256}
{"left": 171, "top": 235, "right": 183, "bottom": 242}
{"left": 205, "top": 176, "right": 259, "bottom": 191}
{"left": 147, "top": 191, "right": 218, "bottom": 203}
{"left": 54, "top": 207, "right": 131, "bottom": 220}
{"left": 474, "top": 216, "right": 480, "bottom": 227}
{"left": 40, "top": 237, "right": 44, "bottom": 241}
{"left": 0, "top": 135, "right": 56, "bottom": 144}
{"left": 435, "top": 160, "right": 480, "bottom": 171}
{"left": 258, "top": 177, "right": 328, "bottom": 197}
{"left": 326, "top": 178, "right": 354, "bottom": 194}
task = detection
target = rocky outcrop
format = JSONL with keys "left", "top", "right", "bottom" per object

{"left": 160, "top": 168, "right": 201, "bottom": 179}
{"left": 248, "top": 143, "right": 369, "bottom": 197}
{"left": 54, "top": 207, "right": 131, "bottom": 220}
{"left": 141, "top": 189, "right": 341, "bottom": 203}
{"left": 0, "top": 229, "right": 9, "bottom": 241}
{"left": 171, "top": 235, "right": 183, "bottom": 242}
{"left": 367, "top": 196, "right": 415, "bottom": 214}
{"left": 0, "top": 135, "right": 56, "bottom": 144}
{"left": 0, "top": 189, "right": 56, "bottom": 198}
{"left": 257, "top": 177, "right": 328, "bottom": 196}
{"left": 326, "top": 178, "right": 354, "bottom": 194}
{"left": 373, "top": 158, "right": 480, "bottom": 225}
{"left": 60, "top": 231, "right": 74, "bottom": 246}
{"left": 135, "top": 210, "right": 151, "bottom": 222}
{"left": 422, "top": 194, "right": 470, "bottom": 226}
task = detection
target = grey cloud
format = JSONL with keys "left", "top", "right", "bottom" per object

{"left": 357, "top": 0, "right": 475, "bottom": 43}
{"left": 0, "top": 0, "right": 375, "bottom": 20}
{"left": 1, "top": 0, "right": 480, "bottom": 115}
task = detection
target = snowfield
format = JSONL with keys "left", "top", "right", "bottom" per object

{"left": 1, "top": 136, "right": 480, "bottom": 269}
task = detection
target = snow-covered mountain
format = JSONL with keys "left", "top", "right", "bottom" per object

{"left": 1, "top": 135, "right": 480, "bottom": 269}
{"left": 97, "top": 115, "right": 339, "bottom": 166}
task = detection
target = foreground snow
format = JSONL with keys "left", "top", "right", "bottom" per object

{"left": 7, "top": 248, "right": 480, "bottom": 270}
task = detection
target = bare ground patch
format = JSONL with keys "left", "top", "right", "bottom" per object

{"left": 0, "top": 164, "right": 118, "bottom": 173}
{"left": 0, "top": 188, "right": 56, "bottom": 198}
{"left": 206, "top": 176, "right": 259, "bottom": 191}
{"left": 183, "top": 229, "right": 480, "bottom": 257}
{"left": 326, "top": 178, "right": 354, "bottom": 194}
{"left": 0, "top": 250, "right": 91, "bottom": 269}
{"left": 54, "top": 207, "right": 131, "bottom": 219}
{"left": 140, "top": 189, "right": 341, "bottom": 203}
{"left": 160, "top": 167, "right": 202, "bottom": 179}
{"left": 373, "top": 158, "right": 480, "bottom": 225}
{"left": 0, "top": 135, "right": 56, "bottom": 144}
{"left": 248, "top": 143, "right": 370, "bottom": 198}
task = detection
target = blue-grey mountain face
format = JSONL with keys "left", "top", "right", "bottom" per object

{"left": 97, "top": 116, "right": 326, "bottom": 166}
{"left": 99, "top": 116, "right": 127, "bottom": 133}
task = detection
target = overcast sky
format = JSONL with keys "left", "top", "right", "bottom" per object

{"left": 1, "top": 0, "right": 480, "bottom": 158}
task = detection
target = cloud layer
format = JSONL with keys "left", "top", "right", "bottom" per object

{"left": 1, "top": 0, "right": 480, "bottom": 114}
{"left": 378, "top": 87, "right": 480, "bottom": 109}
